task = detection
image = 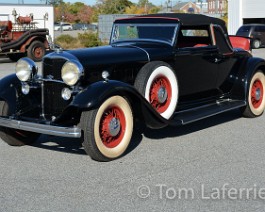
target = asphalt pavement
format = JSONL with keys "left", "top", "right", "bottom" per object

{"left": 1, "top": 49, "right": 265, "bottom": 212}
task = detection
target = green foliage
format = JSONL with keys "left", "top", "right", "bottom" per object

{"left": 55, "top": 33, "right": 103, "bottom": 49}
{"left": 68, "top": 2, "right": 85, "bottom": 15}
{"left": 55, "top": 34, "right": 77, "bottom": 44}
{"left": 78, "top": 32, "right": 102, "bottom": 47}
{"left": 97, "top": 0, "right": 133, "bottom": 14}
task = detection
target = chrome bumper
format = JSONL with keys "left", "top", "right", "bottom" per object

{"left": 0, "top": 117, "right": 81, "bottom": 138}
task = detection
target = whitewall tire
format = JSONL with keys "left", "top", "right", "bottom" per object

{"left": 81, "top": 96, "right": 133, "bottom": 161}
{"left": 243, "top": 71, "right": 265, "bottom": 117}
{"left": 134, "top": 61, "right": 178, "bottom": 119}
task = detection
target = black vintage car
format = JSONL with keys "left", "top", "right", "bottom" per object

{"left": 0, "top": 14, "right": 264, "bottom": 161}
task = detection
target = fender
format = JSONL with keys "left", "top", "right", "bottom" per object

{"left": 0, "top": 74, "right": 20, "bottom": 113}
{"left": 66, "top": 80, "right": 169, "bottom": 129}
{"left": 230, "top": 57, "right": 265, "bottom": 101}
{"left": 20, "top": 36, "right": 49, "bottom": 52}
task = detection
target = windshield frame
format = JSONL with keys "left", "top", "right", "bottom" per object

{"left": 110, "top": 23, "right": 179, "bottom": 46}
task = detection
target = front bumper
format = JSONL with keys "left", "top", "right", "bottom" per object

{"left": 0, "top": 117, "right": 81, "bottom": 138}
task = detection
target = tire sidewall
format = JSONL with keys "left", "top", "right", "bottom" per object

{"left": 248, "top": 71, "right": 265, "bottom": 116}
{"left": 93, "top": 96, "right": 133, "bottom": 159}
{"left": 144, "top": 65, "right": 178, "bottom": 119}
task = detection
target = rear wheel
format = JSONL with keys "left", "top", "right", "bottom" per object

{"left": 0, "top": 101, "right": 40, "bottom": 146}
{"left": 242, "top": 71, "right": 265, "bottom": 117}
{"left": 27, "top": 40, "right": 46, "bottom": 62}
{"left": 252, "top": 39, "right": 261, "bottom": 49}
{"left": 81, "top": 96, "right": 133, "bottom": 161}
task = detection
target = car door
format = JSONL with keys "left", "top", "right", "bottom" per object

{"left": 213, "top": 25, "right": 239, "bottom": 94}
{"left": 174, "top": 27, "right": 219, "bottom": 97}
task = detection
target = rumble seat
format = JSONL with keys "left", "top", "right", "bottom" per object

{"left": 229, "top": 36, "right": 251, "bottom": 51}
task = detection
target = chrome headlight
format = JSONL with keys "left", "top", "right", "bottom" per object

{"left": 61, "top": 61, "right": 83, "bottom": 86}
{"left": 15, "top": 58, "right": 38, "bottom": 82}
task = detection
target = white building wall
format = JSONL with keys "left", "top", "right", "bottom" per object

{"left": 228, "top": 0, "right": 265, "bottom": 35}
{"left": 242, "top": 0, "right": 265, "bottom": 18}
{"left": 0, "top": 4, "right": 54, "bottom": 40}
{"left": 228, "top": 0, "right": 243, "bottom": 35}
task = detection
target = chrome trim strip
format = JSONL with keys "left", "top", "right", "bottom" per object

{"left": 131, "top": 45, "right": 150, "bottom": 62}
{"left": 0, "top": 117, "right": 81, "bottom": 138}
{"left": 38, "top": 78, "right": 65, "bottom": 84}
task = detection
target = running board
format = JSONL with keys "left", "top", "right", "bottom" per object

{"left": 171, "top": 100, "right": 246, "bottom": 126}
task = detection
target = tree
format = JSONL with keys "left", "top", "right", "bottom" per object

{"left": 96, "top": 0, "right": 133, "bottom": 14}
{"left": 54, "top": 1, "right": 93, "bottom": 23}
{"left": 125, "top": 0, "right": 160, "bottom": 15}
{"left": 138, "top": 0, "right": 149, "bottom": 7}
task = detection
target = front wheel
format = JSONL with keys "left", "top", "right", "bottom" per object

{"left": 81, "top": 96, "right": 133, "bottom": 161}
{"left": 0, "top": 101, "right": 40, "bottom": 146}
{"left": 242, "top": 71, "right": 265, "bottom": 117}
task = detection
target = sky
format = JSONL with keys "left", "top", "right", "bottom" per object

{"left": 0, "top": 0, "right": 170, "bottom": 6}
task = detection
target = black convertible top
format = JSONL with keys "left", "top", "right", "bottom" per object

{"left": 142, "top": 13, "right": 226, "bottom": 27}
{"left": 115, "top": 13, "right": 227, "bottom": 32}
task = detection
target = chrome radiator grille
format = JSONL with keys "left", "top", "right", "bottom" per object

{"left": 42, "top": 58, "right": 70, "bottom": 117}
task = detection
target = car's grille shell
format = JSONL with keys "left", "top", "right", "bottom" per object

{"left": 42, "top": 57, "right": 70, "bottom": 118}
{"left": 43, "top": 57, "right": 66, "bottom": 80}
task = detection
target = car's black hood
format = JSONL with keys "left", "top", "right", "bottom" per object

{"left": 45, "top": 41, "right": 173, "bottom": 70}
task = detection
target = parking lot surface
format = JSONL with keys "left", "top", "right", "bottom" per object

{"left": 0, "top": 49, "right": 265, "bottom": 212}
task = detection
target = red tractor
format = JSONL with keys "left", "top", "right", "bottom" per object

{"left": 0, "top": 15, "right": 50, "bottom": 62}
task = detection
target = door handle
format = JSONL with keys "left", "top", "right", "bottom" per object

{"left": 215, "top": 58, "right": 221, "bottom": 63}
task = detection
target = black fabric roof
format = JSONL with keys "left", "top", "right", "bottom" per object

{"left": 115, "top": 13, "right": 227, "bottom": 33}
{"left": 141, "top": 13, "right": 226, "bottom": 28}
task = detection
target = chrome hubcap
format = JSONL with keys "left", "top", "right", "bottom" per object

{"left": 108, "top": 118, "right": 121, "bottom": 137}
{"left": 255, "top": 88, "right": 261, "bottom": 101}
{"left": 157, "top": 87, "right": 168, "bottom": 104}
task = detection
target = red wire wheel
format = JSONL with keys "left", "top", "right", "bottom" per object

{"left": 251, "top": 79, "right": 263, "bottom": 109}
{"left": 81, "top": 96, "right": 133, "bottom": 161}
{"left": 149, "top": 76, "right": 172, "bottom": 113}
{"left": 99, "top": 106, "right": 126, "bottom": 148}
{"left": 134, "top": 62, "right": 178, "bottom": 120}
{"left": 243, "top": 71, "right": 265, "bottom": 117}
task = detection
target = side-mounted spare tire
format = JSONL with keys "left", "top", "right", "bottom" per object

{"left": 134, "top": 61, "right": 179, "bottom": 120}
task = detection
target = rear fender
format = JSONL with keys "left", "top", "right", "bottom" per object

{"left": 60, "top": 80, "right": 169, "bottom": 129}
{"left": 230, "top": 57, "right": 265, "bottom": 101}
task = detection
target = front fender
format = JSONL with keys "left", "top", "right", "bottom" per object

{"left": 0, "top": 74, "right": 20, "bottom": 113}
{"left": 68, "top": 80, "right": 169, "bottom": 129}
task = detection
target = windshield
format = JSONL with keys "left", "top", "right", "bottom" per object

{"left": 111, "top": 23, "right": 178, "bottom": 45}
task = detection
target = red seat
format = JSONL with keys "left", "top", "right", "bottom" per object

{"left": 193, "top": 43, "right": 208, "bottom": 47}
{"left": 229, "top": 36, "right": 250, "bottom": 51}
